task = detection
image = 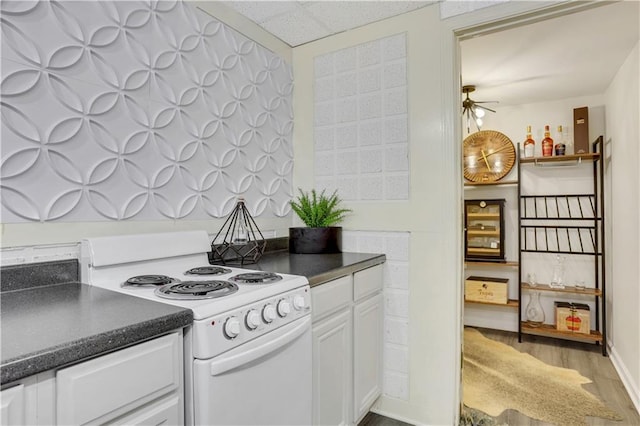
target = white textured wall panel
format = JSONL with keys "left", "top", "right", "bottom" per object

{"left": 0, "top": 0, "right": 294, "bottom": 222}
{"left": 313, "top": 34, "right": 409, "bottom": 200}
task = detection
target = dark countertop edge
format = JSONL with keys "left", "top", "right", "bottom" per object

{"left": 308, "top": 254, "right": 387, "bottom": 287}
{"left": 1, "top": 310, "right": 192, "bottom": 385}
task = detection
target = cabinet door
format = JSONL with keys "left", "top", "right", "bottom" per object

{"left": 312, "top": 309, "right": 352, "bottom": 426}
{"left": 353, "top": 293, "right": 383, "bottom": 424}
{"left": 0, "top": 384, "right": 25, "bottom": 426}
{"left": 56, "top": 332, "right": 182, "bottom": 425}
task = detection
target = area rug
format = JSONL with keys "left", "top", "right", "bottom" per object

{"left": 463, "top": 328, "right": 622, "bottom": 426}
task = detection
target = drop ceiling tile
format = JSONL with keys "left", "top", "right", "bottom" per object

{"left": 304, "top": 1, "right": 430, "bottom": 33}
{"left": 260, "top": 6, "right": 330, "bottom": 46}
{"left": 224, "top": 1, "right": 299, "bottom": 24}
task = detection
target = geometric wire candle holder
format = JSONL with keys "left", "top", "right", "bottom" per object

{"left": 210, "top": 198, "right": 266, "bottom": 266}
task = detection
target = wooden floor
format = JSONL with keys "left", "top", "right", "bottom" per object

{"left": 468, "top": 327, "right": 640, "bottom": 426}
{"left": 358, "top": 412, "right": 411, "bottom": 426}
{"left": 359, "top": 329, "right": 638, "bottom": 426}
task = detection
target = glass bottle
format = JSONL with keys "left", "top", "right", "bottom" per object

{"left": 525, "top": 291, "right": 545, "bottom": 327}
{"left": 523, "top": 125, "right": 535, "bottom": 158}
{"left": 549, "top": 255, "right": 565, "bottom": 289}
{"left": 541, "top": 125, "right": 554, "bottom": 157}
{"left": 564, "top": 126, "right": 574, "bottom": 155}
{"left": 554, "top": 125, "right": 566, "bottom": 156}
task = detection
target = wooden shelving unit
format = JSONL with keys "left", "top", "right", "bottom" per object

{"left": 521, "top": 282, "right": 602, "bottom": 297}
{"left": 520, "top": 323, "right": 603, "bottom": 343}
{"left": 464, "top": 181, "right": 518, "bottom": 328}
{"left": 464, "top": 260, "right": 518, "bottom": 268}
{"left": 518, "top": 137, "right": 606, "bottom": 355}
{"left": 520, "top": 153, "right": 600, "bottom": 164}
{"left": 465, "top": 180, "right": 518, "bottom": 187}
{"left": 466, "top": 299, "right": 519, "bottom": 308}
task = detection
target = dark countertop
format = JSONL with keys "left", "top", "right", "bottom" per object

{"left": 1, "top": 282, "right": 193, "bottom": 385}
{"left": 1, "top": 250, "right": 384, "bottom": 385}
{"left": 248, "top": 251, "right": 386, "bottom": 286}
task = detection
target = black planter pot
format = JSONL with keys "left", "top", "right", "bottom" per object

{"left": 289, "top": 227, "right": 342, "bottom": 254}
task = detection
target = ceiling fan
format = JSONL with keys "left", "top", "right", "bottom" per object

{"left": 462, "top": 85, "right": 497, "bottom": 133}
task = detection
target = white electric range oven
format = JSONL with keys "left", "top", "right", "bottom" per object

{"left": 80, "top": 230, "right": 311, "bottom": 426}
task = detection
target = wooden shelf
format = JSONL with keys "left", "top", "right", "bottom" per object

{"left": 521, "top": 282, "right": 602, "bottom": 296}
{"left": 466, "top": 213, "right": 500, "bottom": 220}
{"left": 465, "top": 299, "right": 519, "bottom": 308}
{"left": 467, "top": 249, "right": 501, "bottom": 256}
{"left": 520, "top": 153, "right": 600, "bottom": 164}
{"left": 465, "top": 260, "right": 518, "bottom": 268}
{"left": 521, "top": 323, "right": 603, "bottom": 343}
{"left": 467, "top": 230, "right": 500, "bottom": 236}
{"left": 465, "top": 180, "right": 518, "bottom": 187}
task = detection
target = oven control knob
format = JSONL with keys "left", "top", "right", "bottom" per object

{"left": 277, "top": 299, "right": 291, "bottom": 317}
{"left": 293, "top": 295, "right": 306, "bottom": 310}
{"left": 224, "top": 317, "right": 240, "bottom": 338}
{"left": 246, "top": 310, "right": 261, "bottom": 330}
{"left": 263, "top": 304, "right": 277, "bottom": 323}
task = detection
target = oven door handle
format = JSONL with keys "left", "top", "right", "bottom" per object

{"left": 209, "top": 316, "right": 311, "bottom": 376}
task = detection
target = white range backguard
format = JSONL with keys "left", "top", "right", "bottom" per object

{"left": 80, "top": 230, "right": 312, "bottom": 426}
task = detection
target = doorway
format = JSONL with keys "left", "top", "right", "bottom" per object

{"left": 456, "top": 1, "right": 640, "bottom": 423}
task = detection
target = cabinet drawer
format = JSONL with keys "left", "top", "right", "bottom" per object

{"left": 312, "top": 275, "right": 352, "bottom": 321}
{"left": 354, "top": 265, "right": 383, "bottom": 301}
{"left": 110, "top": 393, "right": 181, "bottom": 426}
{"left": 56, "top": 333, "right": 182, "bottom": 425}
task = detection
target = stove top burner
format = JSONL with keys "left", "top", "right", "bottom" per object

{"left": 185, "top": 266, "right": 232, "bottom": 276}
{"left": 124, "top": 275, "right": 178, "bottom": 287}
{"left": 229, "top": 272, "right": 283, "bottom": 284}
{"left": 155, "top": 281, "right": 239, "bottom": 300}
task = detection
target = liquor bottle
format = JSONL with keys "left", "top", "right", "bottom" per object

{"left": 523, "top": 125, "right": 535, "bottom": 158}
{"left": 541, "top": 125, "right": 553, "bottom": 157}
{"left": 554, "top": 125, "right": 566, "bottom": 156}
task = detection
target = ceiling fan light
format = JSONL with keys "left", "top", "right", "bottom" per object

{"left": 474, "top": 107, "right": 485, "bottom": 118}
{"left": 475, "top": 117, "right": 483, "bottom": 128}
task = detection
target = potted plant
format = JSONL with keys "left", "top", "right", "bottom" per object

{"left": 289, "top": 189, "right": 351, "bottom": 254}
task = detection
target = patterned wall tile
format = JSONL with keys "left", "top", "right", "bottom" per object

{"left": 313, "top": 33, "right": 408, "bottom": 201}
{"left": 1, "top": 0, "right": 294, "bottom": 222}
{"left": 384, "top": 371, "right": 409, "bottom": 401}
{"left": 335, "top": 124, "right": 358, "bottom": 149}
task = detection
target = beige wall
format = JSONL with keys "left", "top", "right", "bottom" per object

{"left": 605, "top": 40, "right": 640, "bottom": 412}
{"left": 293, "top": 6, "right": 463, "bottom": 423}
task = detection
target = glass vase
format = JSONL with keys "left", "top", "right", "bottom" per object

{"left": 549, "top": 254, "right": 565, "bottom": 289}
{"left": 525, "top": 291, "right": 545, "bottom": 327}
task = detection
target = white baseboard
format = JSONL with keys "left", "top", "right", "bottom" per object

{"left": 608, "top": 343, "right": 640, "bottom": 415}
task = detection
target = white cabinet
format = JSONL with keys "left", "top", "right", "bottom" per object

{"left": 312, "top": 275, "right": 353, "bottom": 426}
{"left": 312, "top": 308, "right": 352, "bottom": 426}
{"left": 353, "top": 293, "right": 383, "bottom": 423}
{"left": 2, "top": 332, "right": 183, "bottom": 426}
{"left": 311, "top": 264, "right": 384, "bottom": 426}
{"left": 56, "top": 332, "right": 183, "bottom": 425}
{"left": 1, "top": 372, "right": 54, "bottom": 426}
{"left": 1, "top": 383, "right": 26, "bottom": 426}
